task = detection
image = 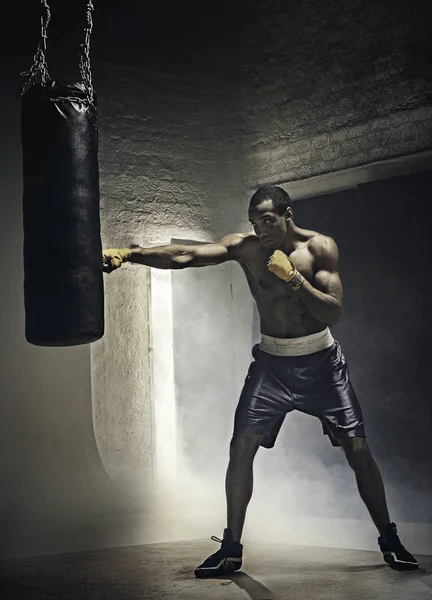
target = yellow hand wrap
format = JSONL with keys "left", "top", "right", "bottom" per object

{"left": 102, "top": 248, "right": 132, "bottom": 273}
{"left": 266, "top": 249, "right": 304, "bottom": 290}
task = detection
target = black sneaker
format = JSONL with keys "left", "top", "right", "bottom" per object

{"left": 194, "top": 528, "right": 243, "bottom": 578}
{"left": 378, "top": 522, "right": 419, "bottom": 571}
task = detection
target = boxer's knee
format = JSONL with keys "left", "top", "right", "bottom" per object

{"left": 229, "top": 432, "right": 262, "bottom": 464}
{"left": 341, "top": 436, "right": 371, "bottom": 471}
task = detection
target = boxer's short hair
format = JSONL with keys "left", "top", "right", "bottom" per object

{"left": 249, "top": 185, "right": 292, "bottom": 216}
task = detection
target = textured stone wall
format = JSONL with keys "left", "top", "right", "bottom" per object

{"left": 89, "top": 3, "right": 247, "bottom": 494}
{"left": 96, "top": 61, "right": 247, "bottom": 245}
{"left": 246, "top": 106, "right": 432, "bottom": 187}
{"left": 239, "top": 0, "right": 432, "bottom": 187}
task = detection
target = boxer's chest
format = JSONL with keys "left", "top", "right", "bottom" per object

{"left": 243, "top": 246, "right": 316, "bottom": 299}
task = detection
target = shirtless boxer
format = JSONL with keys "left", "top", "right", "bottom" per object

{"left": 102, "top": 185, "right": 418, "bottom": 573}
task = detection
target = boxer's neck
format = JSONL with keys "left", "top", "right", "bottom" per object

{"left": 279, "top": 220, "right": 301, "bottom": 255}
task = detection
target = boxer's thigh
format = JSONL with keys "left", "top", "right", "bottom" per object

{"left": 292, "top": 342, "right": 366, "bottom": 444}
{"left": 233, "top": 360, "right": 294, "bottom": 448}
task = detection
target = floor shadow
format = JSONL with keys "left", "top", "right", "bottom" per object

{"left": 202, "top": 571, "right": 275, "bottom": 600}
{"left": 407, "top": 568, "right": 431, "bottom": 579}
{"left": 339, "top": 564, "right": 386, "bottom": 572}
{"left": 187, "top": 566, "right": 432, "bottom": 600}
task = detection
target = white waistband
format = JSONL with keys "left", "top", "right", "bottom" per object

{"left": 259, "top": 327, "right": 334, "bottom": 356}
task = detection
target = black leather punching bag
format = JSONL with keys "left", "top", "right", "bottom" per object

{"left": 19, "top": 0, "right": 104, "bottom": 346}
{"left": 21, "top": 81, "right": 104, "bottom": 346}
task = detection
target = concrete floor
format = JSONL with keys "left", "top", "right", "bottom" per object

{"left": 1, "top": 540, "right": 432, "bottom": 600}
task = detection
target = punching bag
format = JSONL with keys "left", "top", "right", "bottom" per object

{"left": 19, "top": 1, "right": 104, "bottom": 346}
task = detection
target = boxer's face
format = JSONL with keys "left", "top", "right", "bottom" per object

{"left": 248, "top": 199, "right": 292, "bottom": 250}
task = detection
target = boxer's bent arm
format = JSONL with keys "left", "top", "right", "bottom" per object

{"left": 128, "top": 233, "right": 246, "bottom": 269}
{"left": 295, "top": 237, "right": 344, "bottom": 326}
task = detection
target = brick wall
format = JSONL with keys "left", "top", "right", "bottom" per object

{"left": 246, "top": 106, "right": 432, "bottom": 186}
{"left": 239, "top": 0, "right": 432, "bottom": 187}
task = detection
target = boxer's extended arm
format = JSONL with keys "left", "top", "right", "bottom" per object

{"left": 103, "top": 233, "right": 247, "bottom": 272}
{"left": 295, "top": 237, "right": 343, "bottom": 326}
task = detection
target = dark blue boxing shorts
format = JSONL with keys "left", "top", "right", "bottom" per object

{"left": 233, "top": 330, "right": 366, "bottom": 448}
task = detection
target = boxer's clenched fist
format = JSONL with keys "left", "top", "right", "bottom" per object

{"left": 267, "top": 249, "right": 304, "bottom": 290}
{"left": 102, "top": 248, "right": 132, "bottom": 273}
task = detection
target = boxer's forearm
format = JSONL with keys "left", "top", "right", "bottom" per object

{"left": 128, "top": 245, "right": 192, "bottom": 269}
{"left": 295, "top": 279, "right": 341, "bottom": 325}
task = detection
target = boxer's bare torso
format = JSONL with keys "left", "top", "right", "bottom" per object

{"left": 230, "top": 231, "right": 330, "bottom": 338}
{"left": 120, "top": 224, "right": 341, "bottom": 339}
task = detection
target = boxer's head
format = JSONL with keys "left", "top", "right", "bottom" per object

{"left": 248, "top": 186, "right": 293, "bottom": 249}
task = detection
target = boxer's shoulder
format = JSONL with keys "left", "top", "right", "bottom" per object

{"left": 306, "top": 233, "right": 338, "bottom": 259}
{"left": 220, "top": 232, "right": 261, "bottom": 258}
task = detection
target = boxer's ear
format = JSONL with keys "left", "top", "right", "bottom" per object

{"left": 285, "top": 207, "right": 293, "bottom": 221}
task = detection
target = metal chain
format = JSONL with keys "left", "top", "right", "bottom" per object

{"left": 45, "top": 1, "right": 95, "bottom": 107}
{"left": 18, "top": 0, "right": 95, "bottom": 107}
{"left": 39, "top": 95, "right": 94, "bottom": 105}
{"left": 17, "top": 0, "right": 51, "bottom": 98}
{"left": 79, "top": 0, "right": 95, "bottom": 104}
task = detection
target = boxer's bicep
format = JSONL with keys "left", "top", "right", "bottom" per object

{"left": 314, "top": 270, "right": 344, "bottom": 304}
{"left": 311, "top": 237, "right": 344, "bottom": 304}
